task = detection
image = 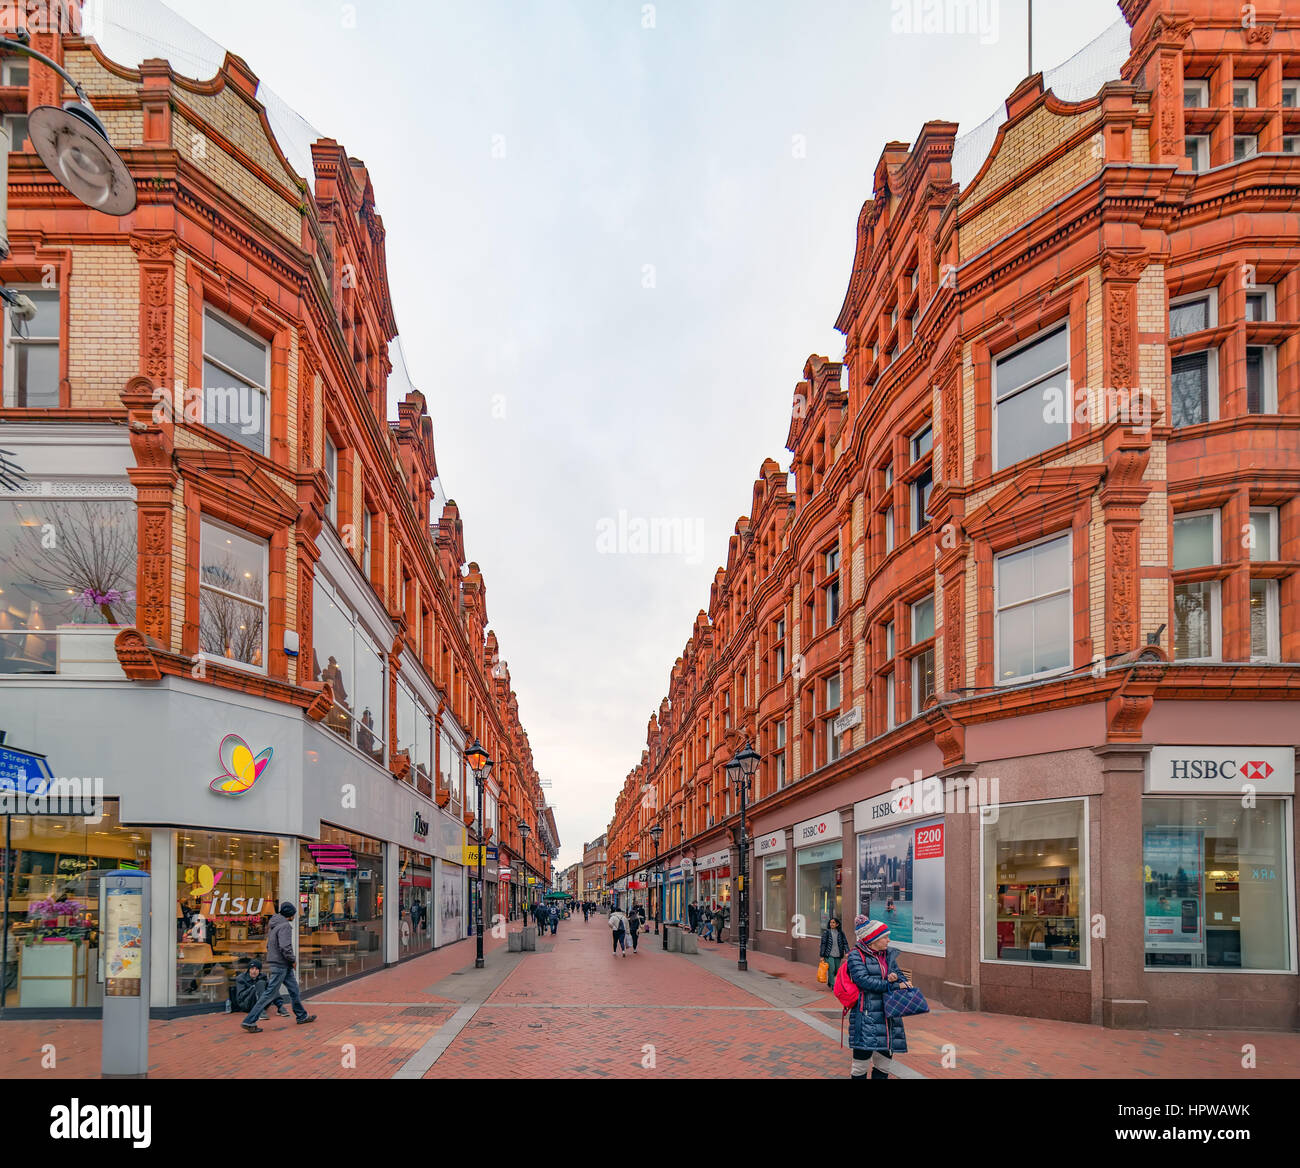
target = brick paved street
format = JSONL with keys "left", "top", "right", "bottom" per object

{"left": 4, "top": 914, "right": 1299, "bottom": 1080}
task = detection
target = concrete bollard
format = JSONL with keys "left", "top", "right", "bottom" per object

{"left": 666, "top": 927, "right": 681, "bottom": 952}
{"left": 679, "top": 932, "right": 698, "bottom": 955}
{"left": 523, "top": 926, "right": 537, "bottom": 951}
{"left": 508, "top": 932, "right": 523, "bottom": 952}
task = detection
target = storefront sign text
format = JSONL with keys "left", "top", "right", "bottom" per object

{"left": 754, "top": 830, "right": 786, "bottom": 857}
{"left": 794, "top": 813, "right": 842, "bottom": 844}
{"left": 1146, "top": 746, "right": 1295, "bottom": 795}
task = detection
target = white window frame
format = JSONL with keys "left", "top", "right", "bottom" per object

{"left": 884, "top": 506, "right": 895, "bottom": 554}
{"left": 201, "top": 305, "right": 271, "bottom": 456}
{"left": 826, "top": 717, "right": 841, "bottom": 763}
{"left": 324, "top": 435, "right": 339, "bottom": 527}
{"left": 1169, "top": 347, "right": 1219, "bottom": 428}
{"left": 1169, "top": 289, "right": 1218, "bottom": 336}
{"left": 885, "top": 673, "right": 896, "bottom": 731}
{"left": 992, "top": 322, "right": 1070, "bottom": 472}
{"left": 198, "top": 515, "right": 268, "bottom": 675}
{"left": 2, "top": 284, "right": 60, "bottom": 407}
{"left": 1245, "top": 344, "right": 1278, "bottom": 415}
{"left": 1232, "top": 79, "right": 1257, "bottom": 109}
{"left": 912, "top": 648, "right": 935, "bottom": 717}
{"left": 361, "top": 508, "right": 372, "bottom": 578}
{"left": 1245, "top": 284, "right": 1276, "bottom": 322}
{"left": 1249, "top": 578, "right": 1280, "bottom": 663}
{"left": 993, "top": 532, "right": 1073, "bottom": 686}
{"left": 911, "top": 594, "right": 935, "bottom": 644}
{"left": 979, "top": 796, "right": 1091, "bottom": 970}
{"left": 775, "top": 721, "right": 787, "bottom": 790}
{"left": 1286, "top": 136, "right": 1300, "bottom": 155}
{"left": 1172, "top": 507, "right": 1221, "bottom": 570}
{"left": 825, "top": 672, "right": 840, "bottom": 712}
{"left": 1185, "top": 134, "right": 1211, "bottom": 172}
{"left": 2, "top": 111, "right": 28, "bottom": 151}
{"left": 1, "top": 60, "right": 28, "bottom": 86}
{"left": 1183, "top": 79, "right": 1210, "bottom": 109}
{"left": 1172, "top": 509, "right": 1222, "bottom": 663}
{"left": 1233, "top": 134, "right": 1259, "bottom": 162}
{"left": 1283, "top": 82, "right": 1300, "bottom": 109}
{"left": 775, "top": 618, "right": 786, "bottom": 682}
{"left": 884, "top": 621, "right": 895, "bottom": 659}
{"left": 1249, "top": 507, "right": 1280, "bottom": 562}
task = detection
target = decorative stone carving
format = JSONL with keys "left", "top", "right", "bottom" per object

{"left": 1108, "top": 526, "right": 1138, "bottom": 655}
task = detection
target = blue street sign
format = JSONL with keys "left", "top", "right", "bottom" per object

{"left": 0, "top": 744, "right": 54, "bottom": 796}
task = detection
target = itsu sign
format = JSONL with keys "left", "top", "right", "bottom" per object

{"left": 1146, "top": 746, "right": 1295, "bottom": 795}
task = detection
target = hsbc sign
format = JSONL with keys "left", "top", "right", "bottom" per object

{"left": 794, "top": 813, "right": 841, "bottom": 844}
{"left": 754, "top": 830, "right": 786, "bottom": 857}
{"left": 1146, "top": 746, "right": 1295, "bottom": 795}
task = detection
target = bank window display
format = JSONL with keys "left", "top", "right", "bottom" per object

{"left": 1143, "top": 799, "right": 1291, "bottom": 971}
{"left": 795, "top": 843, "right": 842, "bottom": 938}
{"left": 761, "top": 854, "right": 787, "bottom": 932}
{"left": 175, "top": 832, "right": 281, "bottom": 1005}
{"left": 0, "top": 494, "right": 137, "bottom": 674}
{"left": 858, "top": 818, "right": 946, "bottom": 954}
{"left": 983, "top": 799, "right": 1086, "bottom": 965}
{"left": 199, "top": 519, "right": 266, "bottom": 669}
{"left": 398, "top": 848, "right": 433, "bottom": 956}
{"left": 311, "top": 575, "right": 387, "bottom": 764}
{"left": 299, "top": 827, "right": 385, "bottom": 987}
{"left": 1, "top": 801, "right": 150, "bottom": 1009}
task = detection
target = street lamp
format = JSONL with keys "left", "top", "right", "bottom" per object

{"left": 726, "top": 741, "right": 761, "bottom": 972}
{"left": 466, "top": 740, "right": 493, "bottom": 969}
{"left": 518, "top": 817, "right": 530, "bottom": 915}
{"left": 622, "top": 850, "right": 632, "bottom": 912}
{"left": 648, "top": 823, "right": 663, "bottom": 934}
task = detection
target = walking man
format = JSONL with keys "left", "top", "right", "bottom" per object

{"left": 242, "top": 902, "right": 315, "bottom": 1032}
{"left": 609, "top": 907, "right": 629, "bottom": 957}
{"left": 687, "top": 900, "right": 699, "bottom": 934}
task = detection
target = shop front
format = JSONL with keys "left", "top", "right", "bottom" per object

{"left": 793, "top": 812, "right": 842, "bottom": 956}
{"left": 436, "top": 857, "right": 465, "bottom": 946}
{"left": 753, "top": 830, "right": 786, "bottom": 942}
{"left": 299, "top": 827, "right": 386, "bottom": 988}
{"left": 398, "top": 846, "right": 433, "bottom": 956}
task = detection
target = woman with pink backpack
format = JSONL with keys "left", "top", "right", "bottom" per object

{"left": 835, "top": 916, "right": 925, "bottom": 1080}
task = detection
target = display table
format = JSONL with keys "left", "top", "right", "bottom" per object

{"left": 17, "top": 941, "right": 92, "bottom": 1007}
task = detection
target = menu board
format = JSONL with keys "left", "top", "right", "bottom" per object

{"left": 104, "top": 885, "right": 144, "bottom": 997}
{"left": 1143, "top": 827, "right": 1205, "bottom": 952}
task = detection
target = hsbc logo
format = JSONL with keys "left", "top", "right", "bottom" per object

{"left": 1148, "top": 747, "right": 1293, "bottom": 795}
{"left": 1242, "top": 761, "right": 1274, "bottom": 782}
{"left": 1169, "top": 759, "right": 1274, "bottom": 782}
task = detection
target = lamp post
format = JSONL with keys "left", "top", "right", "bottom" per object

{"left": 726, "top": 741, "right": 761, "bottom": 972}
{"left": 648, "top": 823, "right": 663, "bottom": 934}
{"left": 622, "top": 850, "right": 632, "bottom": 912}
{"left": 518, "top": 817, "right": 530, "bottom": 915}
{"left": 466, "top": 741, "right": 493, "bottom": 969}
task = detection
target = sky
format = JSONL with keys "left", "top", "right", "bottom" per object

{"left": 143, "top": 0, "right": 1127, "bottom": 870}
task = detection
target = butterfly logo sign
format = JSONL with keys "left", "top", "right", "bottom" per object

{"left": 210, "top": 733, "right": 273, "bottom": 796}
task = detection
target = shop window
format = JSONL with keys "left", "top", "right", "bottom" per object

{"left": 1185, "top": 134, "right": 1210, "bottom": 172}
{"left": 1183, "top": 79, "right": 1210, "bottom": 108}
{"left": 1172, "top": 511, "right": 1221, "bottom": 662}
{"left": 199, "top": 518, "right": 267, "bottom": 670}
{"left": 1232, "top": 80, "right": 1257, "bottom": 109}
{"left": 3, "top": 286, "right": 60, "bottom": 407}
{"left": 1, "top": 800, "right": 150, "bottom": 1009}
{"left": 983, "top": 799, "right": 1086, "bottom": 965}
{"left": 1245, "top": 346, "right": 1276, "bottom": 414}
{"left": 1245, "top": 285, "right": 1275, "bottom": 323}
{"left": 299, "top": 828, "right": 386, "bottom": 986}
{"left": 1142, "top": 799, "right": 1290, "bottom": 970}
{"left": 1249, "top": 508, "right": 1278, "bottom": 562}
{"left": 311, "top": 574, "right": 387, "bottom": 760}
{"left": 1233, "top": 135, "right": 1258, "bottom": 162}
{"left": 202, "top": 308, "right": 270, "bottom": 455}
{"left": 398, "top": 847, "right": 434, "bottom": 956}
{"left": 0, "top": 493, "right": 137, "bottom": 674}
{"left": 1169, "top": 291, "right": 1216, "bottom": 338}
{"left": 1170, "top": 351, "right": 1217, "bottom": 428}
{"left": 995, "top": 534, "right": 1071, "bottom": 683}
{"left": 762, "top": 854, "right": 787, "bottom": 932}
{"left": 993, "top": 323, "right": 1069, "bottom": 471}
{"left": 1249, "top": 579, "right": 1280, "bottom": 662}
{"left": 176, "top": 832, "right": 280, "bottom": 1006}
{"left": 795, "top": 842, "right": 842, "bottom": 939}
{"left": 858, "top": 816, "right": 946, "bottom": 953}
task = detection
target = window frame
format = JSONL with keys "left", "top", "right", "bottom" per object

{"left": 1249, "top": 578, "right": 1280, "bottom": 663}
{"left": 1249, "top": 507, "right": 1280, "bottom": 562}
{"left": 2, "top": 284, "right": 61, "bottom": 408}
{"left": 992, "top": 321, "right": 1070, "bottom": 472}
{"left": 1171, "top": 509, "right": 1223, "bottom": 663}
{"left": 1244, "top": 345, "right": 1278, "bottom": 415}
{"left": 1232, "top": 79, "right": 1257, "bottom": 108}
{"left": 201, "top": 304, "right": 271, "bottom": 456}
{"left": 1185, "top": 134, "right": 1211, "bottom": 172}
{"left": 1183, "top": 79, "right": 1210, "bottom": 109}
{"left": 1233, "top": 134, "right": 1259, "bottom": 162}
{"left": 1169, "top": 348, "right": 1219, "bottom": 428}
{"left": 993, "top": 531, "right": 1074, "bottom": 686}
{"left": 1169, "top": 289, "right": 1218, "bottom": 337}
{"left": 1283, "top": 82, "right": 1300, "bottom": 109}
{"left": 197, "top": 515, "right": 269, "bottom": 675}
{"left": 1244, "top": 284, "right": 1276, "bottom": 323}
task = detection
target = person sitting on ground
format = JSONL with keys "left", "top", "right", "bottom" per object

{"left": 227, "top": 958, "right": 290, "bottom": 1017}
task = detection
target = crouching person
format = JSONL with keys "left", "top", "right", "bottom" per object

{"left": 227, "top": 957, "right": 290, "bottom": 1018}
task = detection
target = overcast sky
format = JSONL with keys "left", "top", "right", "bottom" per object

{"left": 150, "top": 0, "right": 1126, "bottom": 869}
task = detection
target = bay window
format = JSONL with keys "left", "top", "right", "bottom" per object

{"left": 1172, "top": 511, "right": 1221, "bottom": 662}
{"left": 198, "top": 519, "right": 266, "bottom": 669}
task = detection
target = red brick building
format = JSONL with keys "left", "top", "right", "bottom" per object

{"left": 0, "top": 0, "right": 552, "bottom": 1012}
{"left": 609, "top": 0, "right": 1300, "bottom": 1029}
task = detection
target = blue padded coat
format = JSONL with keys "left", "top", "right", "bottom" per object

{"left": 845, "top": 944, "right": 909, "bottom": 1054}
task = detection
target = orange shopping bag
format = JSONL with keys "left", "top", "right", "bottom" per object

{"left": 816, "top": 959, "right": 829, "bottom": 984}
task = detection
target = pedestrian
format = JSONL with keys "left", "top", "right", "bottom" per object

{"left": 845, "top": 917, "right": 911, "bottom": 1080}
{"left": 711, "top": 903, "right": 725, "bottom": 943}
{"left": 700, "top": 905, "right": 713, "bottom": 941}
{"left": 582, "top": 902, "right": 589, "bottom": 923}
{"left": 241, "top": 902, "right": 316, "bottom": 1032}
{"left": 549, "top": 904, "right": 559, "bottom": 935}
{"left": 819, "top": 915, "right": 849, "bottom": 990}
{"left": 627, "top": 906, "right": 641, "bottom": 954}
{"left": 687, "top": 900, "right": 698, "bottom": 934}
{"left": 226, "top": 958, "right": 290, "bottom": 1017}
{"left": 609, "top": 907, "right": 629, "bottom": 957}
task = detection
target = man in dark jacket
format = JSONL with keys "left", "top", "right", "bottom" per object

{"left": 687, "top": 901, "right": 699, "bottom": 933}
{"left": 242, "top": 902, "right": 316, "bottom": 1032}
{"left": 227, "top": 958, "right": 290, "bottom": 1016}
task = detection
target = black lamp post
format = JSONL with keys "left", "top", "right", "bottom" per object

{"left": 727, "top": 741, "right": 761, "bottom": 972}
{"left": 622, "top": 850, "right": 633, "bottom": 911}
{"left": 648, "top": 823, "right": 663, "bottom": 934}
{"left": 466, "top": 741, "right": 493, "bottom": 969}
{"left": 518, "top": 817, "right": 530, "bottom": 915}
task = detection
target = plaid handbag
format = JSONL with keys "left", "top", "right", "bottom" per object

{"left": 883, "top": 982, "right": 930, "bottom": 1018}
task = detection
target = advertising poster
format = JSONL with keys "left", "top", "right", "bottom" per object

{"left": 857, "top": 817, "right": 945, "bottom": 953}
{"left": 104, "top": 885, "right": 144, "bottom": 996}
{"left": 437, "top": 860, "right": 464, "bottom": 947}
{"left": 1143, "top": 826, "right": 1205, "bottom": 951}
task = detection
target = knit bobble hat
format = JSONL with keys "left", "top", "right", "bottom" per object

{"left": 855, "top": 916, "right": 889, "bottom": 947}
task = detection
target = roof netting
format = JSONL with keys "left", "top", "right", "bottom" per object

{"left": 951, "top": 16, "right": 1132, "bottom": 189}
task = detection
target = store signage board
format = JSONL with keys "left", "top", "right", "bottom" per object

{"left": 794, "top": 812, "right": 842, "bottom": 845}
{"left": 754, "top": 830, "right": 786, "bottom": 857}
{"left": 1145, "top": 746, "right": 1295, "bottom": 795}
{"left": 854, "top": 779, "right": 945, "bottom": 833}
